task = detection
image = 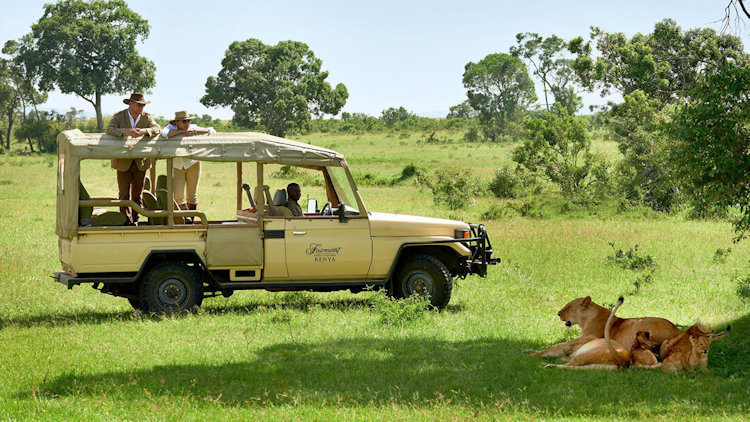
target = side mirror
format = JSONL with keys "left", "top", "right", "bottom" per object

{"left": 307, "top": 198, "right": 317, "bottom": 214}
{"left": 338, "top": 202, "right": 348, "bottom": 223}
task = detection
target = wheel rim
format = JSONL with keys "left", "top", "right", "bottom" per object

{"left": 405, "top": 271, "right": 435, "bottom": 298}
{"left": 157, "top": 277, "right": 188, "bottom": 307}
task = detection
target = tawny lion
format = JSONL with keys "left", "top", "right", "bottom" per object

{"left": 526, "top": 296, "right": 682, "bottom": 360}
{"left": 545, "top": 297, "right": 631, "bottom": 370}
{"left": 660, "top": 323, "right": 730, "bottom": 373}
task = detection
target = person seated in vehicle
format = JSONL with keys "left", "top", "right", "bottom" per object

{"left": 285, "top": 183, "right": 302, "bottom": 216}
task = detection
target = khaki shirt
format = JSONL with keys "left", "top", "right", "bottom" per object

{"left": 285, "top": 199, "right": 302, "bottom": 216}
{"left": 105, "top": 109, "right": 161, "bottom": 172}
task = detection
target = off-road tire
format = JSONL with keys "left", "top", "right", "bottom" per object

{"left": 139, "top": 262, "right": 203, "bottom": 313}
{"left": 394, "top": 254, "right": 453, "bottom": 309}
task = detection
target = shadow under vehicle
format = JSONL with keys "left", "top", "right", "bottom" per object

{"left": 53, "top": 129, "right": 498, "bottom": 312}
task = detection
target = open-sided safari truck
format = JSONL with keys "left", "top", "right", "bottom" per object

{"left": 54, "top": 129, "right": 499, "bottom": 312}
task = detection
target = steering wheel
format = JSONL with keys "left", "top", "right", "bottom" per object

{"left": 320, "top": 201, "right": 333, "bottom": 216}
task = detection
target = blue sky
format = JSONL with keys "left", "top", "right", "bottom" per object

{"left": 1, "top": 0, "right": 746, "bottom": 120}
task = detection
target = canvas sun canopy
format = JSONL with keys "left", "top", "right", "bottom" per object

{"left": 56, "top": 129, "right": 346, "bottom": 238}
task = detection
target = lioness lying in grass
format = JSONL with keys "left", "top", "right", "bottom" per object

{"left": 526, "top": 296, "right": 682, "bottom": 360}
{"left": 545, "top": 297, "right": 631, "bottom": 370}
{"left": 544, "top": 298, "right": 667, "bottom": 370}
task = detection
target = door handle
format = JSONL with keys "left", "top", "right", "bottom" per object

{"left": 292, "top": 231, "right": 306, "bottom": 235}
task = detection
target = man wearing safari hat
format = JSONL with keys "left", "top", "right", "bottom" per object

{"left": 161, "top": 110, "right": 216, "bottom": 213}
{"left": 105, "top": 93, "right": 161, "bottom": 225}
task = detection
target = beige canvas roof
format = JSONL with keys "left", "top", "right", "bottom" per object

{"left": 57, "top": 129, "right": 345, "bottom": 165}
{"left": 56, "top": 130, "right": 346, "bottom": 238}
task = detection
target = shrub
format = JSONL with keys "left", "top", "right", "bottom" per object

{"left": 606, "top": 242, "right": 658, "bottom": 271}
{"left": 489, "top": 166, "right": 520, "bottom": 199}
{"left": 370, "top": 290, "right": 431, "bottom": 326}
{"left": 271, "top": 165, "right": 301, "bottom": 179}
{"left": 712, "top": 248, "right": 732, "bottom": 264}
{"left": 427, "top": 168, "right": 484, "bottom": 210}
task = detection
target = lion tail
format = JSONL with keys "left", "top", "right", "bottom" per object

{"left": 605, "top": 296, "right": 629, "bottom": 368}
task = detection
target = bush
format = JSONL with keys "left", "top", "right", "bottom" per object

{"left": 489, "top": 167, "right": 520, "bottom": 199}
{"left": 425, "top": 168, "right": 484, "bottom": 210}
{"left": 271, "top": 165, "right": 301, "bottom": 179}
{"left": 369, "top": 290, "right": 431, "bottom": 326}
{"left": 606, "top": 242, "right": 657, "bottom": 271}
{"left": 712, "top": 248, "right": 732, "bottom": 264}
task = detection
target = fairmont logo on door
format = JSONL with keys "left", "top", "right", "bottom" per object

{"left": 305, "top": 243, "right": 342, "bottom": 262}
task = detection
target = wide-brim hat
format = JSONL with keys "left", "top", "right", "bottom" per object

{"left": 169, "top": 110, "right": 197, "bottom": 124}
{"left": 123, "top": 93, "right": 151, "bottom": 105}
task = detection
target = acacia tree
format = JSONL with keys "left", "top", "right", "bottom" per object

{"left": 511, "top": 33, "right": 581, "bottom": 114}
{"left": 20, "top": 0, "right": 155, "bottom": 131}
{"left": 201, "top": 39, "right": 348, "bottom": 137}
{"left": 462, "top": 53, "right": 536, "bottom": 141}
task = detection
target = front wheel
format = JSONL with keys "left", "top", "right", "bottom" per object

{"left": 139, "top": 262, "right": 203, "bottom": 313}
{"left": 393, "top": 254, "right": 453, "bottom": 309}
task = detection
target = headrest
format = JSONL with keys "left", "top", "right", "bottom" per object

{"left": 272, "top": 189, "right": 287, "bottom": 206}
{"left": 156, "top": 174, "right": 167, "bottom": 191}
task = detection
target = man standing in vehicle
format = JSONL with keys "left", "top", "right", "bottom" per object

{"left": 286, "top": 182, "right": 303, "bottom": 216}
{"left": 105, "top": 93, "right": 161, "bottom": 225}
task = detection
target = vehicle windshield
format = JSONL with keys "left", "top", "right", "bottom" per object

{"left": 327, "top": 166, "right": 360, "bottom": 214}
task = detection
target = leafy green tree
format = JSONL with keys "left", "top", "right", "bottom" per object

{"left": 570, "top": 19, "right": 745, "bottom": 106}
{"left": 446, "top": 101, "right": 476, "bottom": 119}
{"left": 2, "top": 40, "right": 48, "bottom": 152}
{"left": 511, "top": 33, "right": 581, "bottom": 114}
{"left": 381, "top": 106, "right": 415, "bottom": 127}
{"left": 669, "top": 60, "right": 750, "bottom": 237}
{"left": 608, "top": 90, "right": 676, "bottom": 211}
{"left": 19, "top": 0, "right": 155, "bottom": 131}
{"left": 462, "top": 53, "right": 537, "bottom": 141}
{"left": 512, "top": 105, "right": 606, "bottom": 197}
{"left": 0, "top": 59, "right": 19, "bottom": 149}
{"left": 202, "top": 39, "right": 348, "bottom": 137}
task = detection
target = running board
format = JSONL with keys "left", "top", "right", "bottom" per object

{"left": 215, "top": 280, "right": 386, "bottom": 290}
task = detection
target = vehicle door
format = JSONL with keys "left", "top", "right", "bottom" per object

{"left": 283, "top": 167, "right": 372, "bottom": 280}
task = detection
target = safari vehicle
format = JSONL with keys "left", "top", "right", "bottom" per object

{"left": 54, "top": 129, "right": 499, "bottom": 312}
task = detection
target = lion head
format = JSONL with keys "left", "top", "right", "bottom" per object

{"left": 557, "top": 296, "right": 598, "bottom": 329}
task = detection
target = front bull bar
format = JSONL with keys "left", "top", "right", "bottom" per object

{"left": 464, "top": 223, "right": 500, "bottom": 277}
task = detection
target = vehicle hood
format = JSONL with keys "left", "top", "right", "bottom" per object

{"left": 368, "top": 212, "right": 469, "bottom": 237}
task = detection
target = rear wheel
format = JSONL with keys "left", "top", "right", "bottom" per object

{"left": 393, "top": 254, "right": 453, "bottom": 309}
{"left": 139, "top": 262, "right": 203, "bottom": 312}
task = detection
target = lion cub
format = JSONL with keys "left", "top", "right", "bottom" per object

{"left": 631, "top": 331, "right": 659, "bottom": 368}
{"left": 660, "top": 323, "right": 730, "bottom": 373}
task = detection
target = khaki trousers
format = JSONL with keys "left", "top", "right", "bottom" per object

{"left": 116, "top": 161, "right": 146, "bottom": 224}
{"left": 173, "top": 162, "right": 201, "bottom": 205}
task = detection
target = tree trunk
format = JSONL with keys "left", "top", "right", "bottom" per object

{"left": 6, "top": 111, "right": 13, "bottom": 149}
{"left": 95, "top": 91, "right": 103, "bottom": 132}
{"left": 20, "top": 100, "right": 33, "bottom": 153}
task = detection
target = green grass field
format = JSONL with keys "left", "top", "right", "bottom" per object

{"left": 1, "top": 133, "right": 749, "bottom": 420}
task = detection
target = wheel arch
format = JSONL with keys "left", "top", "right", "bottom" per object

{"left": 385, "top": 244, "right": 462, "bottom": 289}
{"left": 135, "top": 249, "right": 209, "bottom": 284}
